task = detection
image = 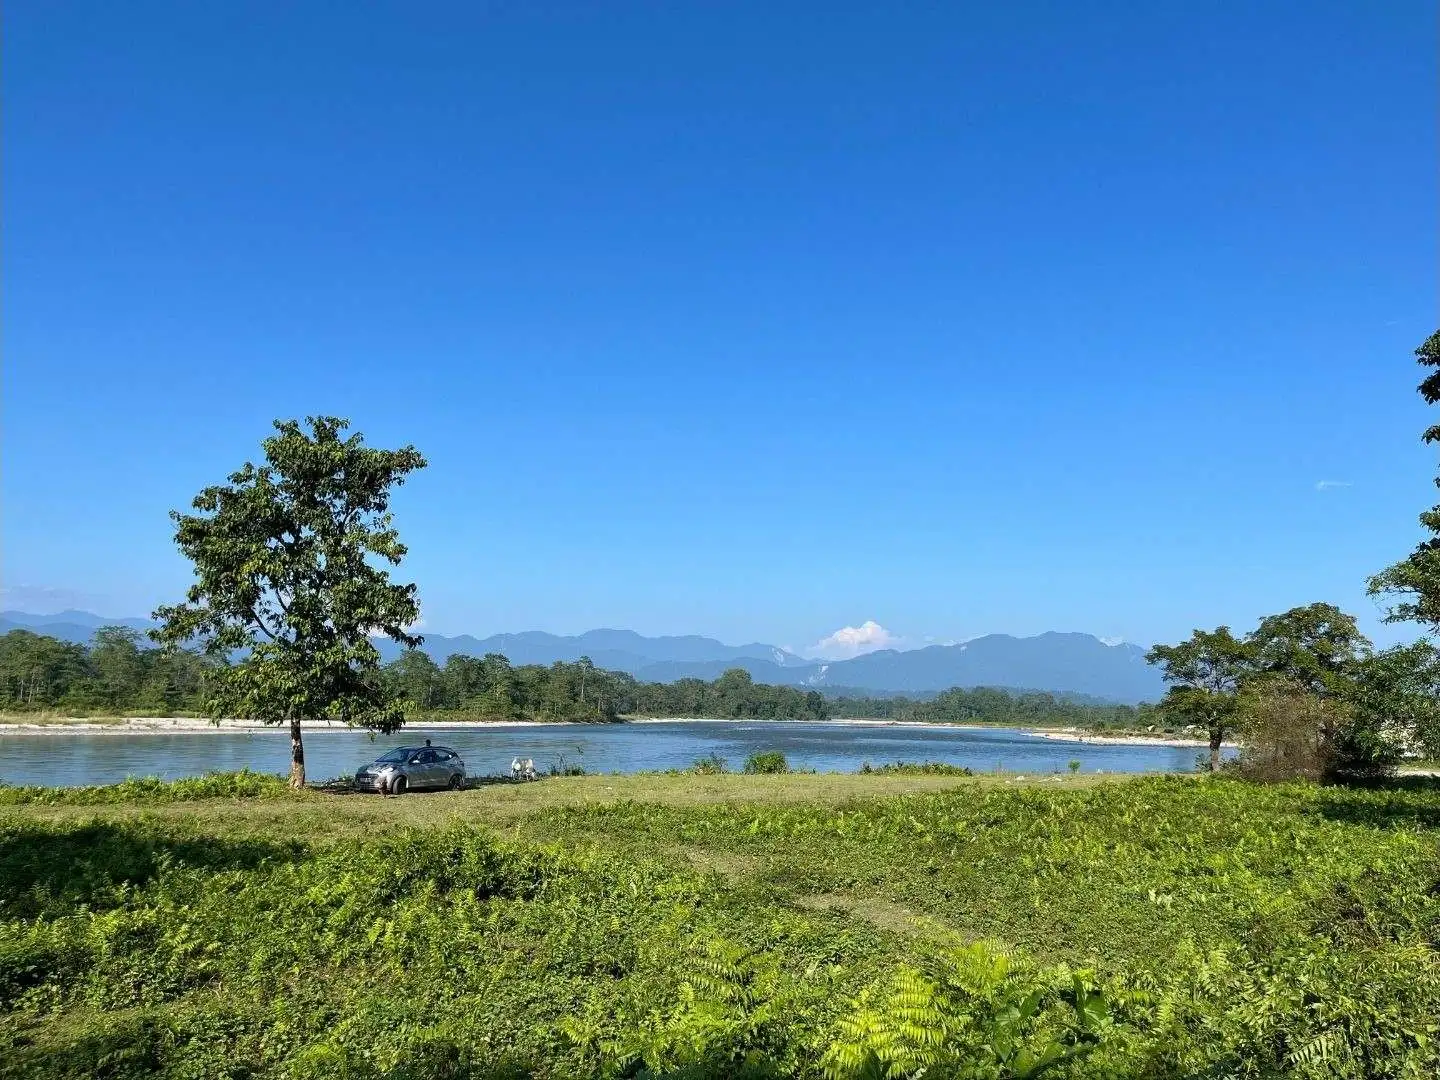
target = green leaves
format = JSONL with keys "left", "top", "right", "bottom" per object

{"left": 1371, "top": 330, "right": 1440, "bottom": 624}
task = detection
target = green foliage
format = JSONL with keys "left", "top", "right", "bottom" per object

{"left": 692, "top": 753, "right": 730, "bottom": 774}
{"left": 1147, "top": 627, "right": 1253, "bottom": 771}
{"left": 744, "top": 751, "right": 789, "bottom": 774}
{"left": 151, "top": 416, "right": 426, "bottom": 784}
{"left": 828, "top": 687, "right": 1159, "bottom": 731}
{"left": 858, "top": 761, "right": 974, "bottom": 776}
{"left": 391, "top": 661, "right": 834, "bottom": 725}
{"left": 822, "top": 941, "right": 1117, "bottom": 1079}
{"left": 1349, "top": 641, "right": 1440, "bottom": 763}
{"left": 1369, "top": 330, "right": 1440, "bottom": 629}
{"left": 1250, "top": 603, "right": 1371, "bottom": 698}
{"left": 633, "top": 670, "right": 830, "bottom": 724}
{"left": 1147, "top": 602, "right": 1432, "bottom": 780}
{"left": 0, "top": 627, "right": 211, "bottom": 714}
{"left": 0, "top": 769, "right": 291, "bottom": 806}
{"left": 4, "top": 776, "right": 1439, "bottom": 1077}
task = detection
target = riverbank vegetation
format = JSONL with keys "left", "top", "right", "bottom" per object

{"left": 2, "top": 770, "right": 1437, "bottom": 1078}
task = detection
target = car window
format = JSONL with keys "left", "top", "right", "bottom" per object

{"left": 417, "top": 750, "right": 438, "bottom": 763}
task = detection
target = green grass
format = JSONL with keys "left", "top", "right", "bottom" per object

{"left": 1, "top": 772, "right": 1437, "bottom": 1078}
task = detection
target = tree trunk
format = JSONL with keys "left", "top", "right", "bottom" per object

{"left": 1209, "top": 726, "right": 1222, "bottom": 773}
{"left": 289, "top": 715, "right": 306, "bottom": 788}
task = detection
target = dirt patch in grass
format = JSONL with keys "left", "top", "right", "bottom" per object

{"left": 796, "top": 891, "right": 963, "bottom": 942}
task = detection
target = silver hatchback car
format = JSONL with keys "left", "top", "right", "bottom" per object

{"left": 354, "top": 745, "right": 466, "bottom": 794}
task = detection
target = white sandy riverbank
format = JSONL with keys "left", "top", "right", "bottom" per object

{"left": 0, "top": 717, "right": 576, "bottom": 735}
{"left": 1026, "top": 728, "right": 1238, "bottom": 749}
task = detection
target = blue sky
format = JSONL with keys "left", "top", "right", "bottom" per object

{"left": 4, "top": 1, "right": 1435, "bottom": 656}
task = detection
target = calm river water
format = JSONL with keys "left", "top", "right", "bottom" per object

{"left": 0, "top": 720, "right": 1215, "bottom": 787}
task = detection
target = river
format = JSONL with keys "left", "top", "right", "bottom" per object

{"left": 0, "top": 720, "right": 1217, "bottom": 787}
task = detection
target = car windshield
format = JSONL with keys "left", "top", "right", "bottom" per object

{"left": 375, "top": 747, "right": 417, "bottom": 763}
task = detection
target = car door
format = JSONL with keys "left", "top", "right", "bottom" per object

{"left": 413, "top": 749, "right": 441, "bottom": 788}
{"left": 434, "top": 749, "right": 459, "bottom": 786}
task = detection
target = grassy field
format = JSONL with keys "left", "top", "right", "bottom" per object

{"left": 2, "top": 771, "right": 1438, "bottom": 1078}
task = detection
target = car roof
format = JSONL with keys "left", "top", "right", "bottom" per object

{"left": 385, "top": 744, "right": 457, "bottom": 754}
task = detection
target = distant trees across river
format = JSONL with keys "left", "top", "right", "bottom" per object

{"left": 0, "top": 626, "right": 1157, "bottom": 729}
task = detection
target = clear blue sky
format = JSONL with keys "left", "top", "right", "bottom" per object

{"left": 4, "top": 1, "right": 1435, "bottom": 655}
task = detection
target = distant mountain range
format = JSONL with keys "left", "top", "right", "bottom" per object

{"left": 1, "top": 610, "right": 156, "bottom": 641}
{"left": 1, "top": 611, "right": 1164, "bottom": 704}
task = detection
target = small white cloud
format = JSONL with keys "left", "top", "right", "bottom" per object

{"left": 804, "top": 620, "right": 901, "bottom": 660}
{"left": 1315, "top": 480, "right": 1352, "bottom": 492}
{"left": 368, "top": 609, "right": 425, "bottom": 638}
{"left": 1099, "top": 635, "right": 1126, "bottom": 646}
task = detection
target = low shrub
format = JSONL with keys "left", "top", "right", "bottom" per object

{"left": 691, "top": 752, "right": 729, "bottom": 774}
{"left": 743, "top": 751, "right": 789, "bottom": 774}
{"left": 858, "top": 761, "right": 974, "bottom": 777}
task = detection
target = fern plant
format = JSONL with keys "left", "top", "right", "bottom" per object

{"left": 821, "top": 940, "right": 1119, "bottom": 1080}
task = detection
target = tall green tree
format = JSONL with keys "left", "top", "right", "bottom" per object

{"left": 388, "top": 649, "right": 443, "bottom": 709}
{"left": 480, "top": 652, "right": 518, "bottom": 717}
{"left": 152, "top": 416, "right": 426, "bottom": 786}
{"left": 90, "top": 626, "right": 147, "bottom": 709}
{"left": 1247, "top": 603, "right": 1370, "bottom": 698}
{"left": 1369, "top": 330, "right": 1440, "bottom": 628}
{"left": 1146, "top": 628, "right": 1253, "bottom": 771}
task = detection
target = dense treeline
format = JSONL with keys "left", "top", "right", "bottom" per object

{"left": 383, "top": 650, "right": 832, "bottom": 722}
{"left": 2, "top": 627, "right": 1159, "bottom": 728}
{"left": 1146, "top": 601, "right": 1440, "bottom": 779}
{"left": 829, "top": 686, "right": 1161, "bottom": 729}
{"left": 0, "top": 629, "right": 836, "bottom": 723}
{"left": 0, "top": 628, "right": 210, "bottom": 714}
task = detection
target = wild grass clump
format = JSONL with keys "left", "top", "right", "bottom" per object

{"left": 691, "top": 752, "right": 729, "bottom": 774}
{"left": 0, "top": 769, "right": 292, "bottom": 806}
{"left": 858, "top": 761, "right": 974, "bottom": 776}
{"left": 743, "top": 750, "right": 789, "bottom": 774}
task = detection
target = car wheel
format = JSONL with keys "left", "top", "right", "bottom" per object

{"left": 448, "top": 774, "right": 464, "bottom": 791}
{"left": 391, "top": 775, "right": 408, "bottom": 796}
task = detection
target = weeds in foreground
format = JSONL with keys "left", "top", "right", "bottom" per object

{"left": 859, "top": 761, "right": 975, "bottom": 777}
{"left": 2, "top": 774, "right": 1438, "bottom": 1077}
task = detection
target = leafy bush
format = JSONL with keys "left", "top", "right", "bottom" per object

{"left": 743, "top": 751, "right": 789, "bottom": 774}
{"left": 692, "top": 752, "right": 729, "bottom": 774}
